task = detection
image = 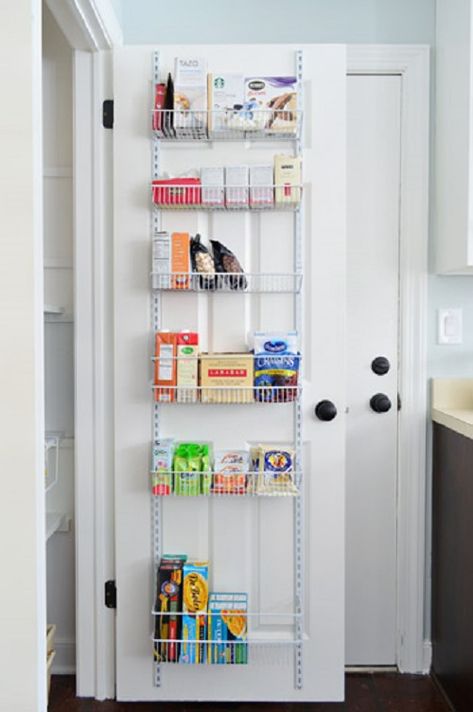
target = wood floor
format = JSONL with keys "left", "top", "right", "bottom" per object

{"left": 49, "top": 674, "right": 451, "bottom": 711}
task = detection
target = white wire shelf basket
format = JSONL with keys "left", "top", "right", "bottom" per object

{"left": 152, "top": 637, "right": 303, "bottom": 665}
{"left": 152, "top": 109, "right": 302, "bottom": 141}
{"left": 151, "top": 183, "right": 302, "bottom": 211}
{"left": 151, "top": 272, "right": 303, "bottom": 294}
{"left": 150, "top": 470, "right": 301, "bottom": 497}
{"left": 152, "top": 385, "right": 301, "bottom": 405}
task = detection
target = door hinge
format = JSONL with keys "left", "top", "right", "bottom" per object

{"left": 102, "top": 100, "right": 114, "bottom": 129}
{"left": 397, "top": 393, "right": 402, "bottom": 411}
{"left": 105, "top": 580, "right": 117, "bottom": 608}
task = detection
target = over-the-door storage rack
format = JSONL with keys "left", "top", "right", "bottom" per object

{"left": 150, "top": 50, "right": 304, "bottom": 689}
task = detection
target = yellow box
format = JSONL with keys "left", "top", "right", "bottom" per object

{"left": 200, "top": 354, "right": 254, "bottom": 403}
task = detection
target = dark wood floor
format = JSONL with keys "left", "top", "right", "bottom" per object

{"left": 49, "top": 674, "right": 452, "bottom": 711}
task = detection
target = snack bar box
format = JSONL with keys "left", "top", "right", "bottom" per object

{"left": 152, "top": 177, "right": 201, "bottom": 206}
{"left": 200, "top": 354, "right": 254, "bottom": 404}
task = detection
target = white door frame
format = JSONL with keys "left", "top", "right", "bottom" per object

{"left": 44, "top": 0, "right": 120, "bottom": 700}
{"left": 347, "top": 46, "right": 430, "bottom": 674}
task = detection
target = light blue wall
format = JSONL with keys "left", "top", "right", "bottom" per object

{"left": 113, "top": 0, "right": 473, "bottom": 378}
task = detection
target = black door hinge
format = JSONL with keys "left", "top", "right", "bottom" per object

{"left": 103, "top": 100, "right": 114, "bottom": 129}
{"left": 397, "top": 393, "right": 402, "bottom": 411}
{"left": 105, "top": 580, "right": 117, "bottom": 608}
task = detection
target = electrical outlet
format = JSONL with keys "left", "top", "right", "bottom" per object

{"left": 438, "top": 308, "right": 463, "bottom": 344}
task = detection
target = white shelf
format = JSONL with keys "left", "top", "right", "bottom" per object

{"left": 45, "top": 512, "right": 69, "bottom": 541}
{"left": 151, "top": 183, "right": 301, "bottom": 211}
{"left": 151, "top": 272, "right": 303, "bottom": 293}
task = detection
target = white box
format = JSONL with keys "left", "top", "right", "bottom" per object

{"left": 244, "top": 76, "right": 297, "bottom": 134}
{"left": 249, "top": 165, "right": 274, "bottom": 207}
{"left": 201, "top": 167, "right": 225, "bottom": 206}
{"left": 225, "top": 166, "right": 249, "bottom": 207}
{"left": 152, "top": 231, "right": 171, "bottom": 288}
{"left": 174, "top": 57, "right": 207, "bottom": 136}
{"left": 208, "top": 74, "right": 243, "bottom": 133}
{"left": 274, "top": 155, "right": 302, "bottom": 204}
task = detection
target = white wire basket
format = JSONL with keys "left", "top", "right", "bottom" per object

{"left": 152, "top": 109, "right": 302, "bottom": 141}
{"left": 152, "top": 636, "right": 303, "bottom": 665}
{"left": 151, "top": 182, "right": 302, "bottom": 211}
{"left": 151, "top": 272, "right": 303, "bottom": 293}
{"left": 152, "top": 385, "right": 301, "bottom": 405}
{"left": 150, "top": 470, "right": 301, "bottom": 497}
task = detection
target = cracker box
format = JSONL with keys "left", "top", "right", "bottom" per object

{"left": 171, "top": 232, "right": 191, "bottom": 289}
{"left": 201, "top": 166, "right": 225, "bottom": 206}
{"left": 200, "top": 354, "right": 254, "bottom": 403}
{"left": 180, "top": 561, "right": 209, "bottom": 664}
{"left": 174, "top": 57, "right": 207, "bottom": 137}
{"left": 151, "top": 438, "right": 174, "bottom": 495}
{"left": 208, "top": 592, "right": 248, "bottom": 664}
{"left": 176, "top": 331, "right": 199, "bottom": 403}
{"left": 274, "top": 155, "right": 302, "bottom": 205}
{"left": 213, "top": 450, "right": 249, "bottom": 495}
{"left": 154, "top": 331, "right": 178, "bottom": 402}
{"left": 154, "top": 559, "right": 185, "bottom": 663}
{"left": 244, "top": 76, "right": 297, "bottom": 134}
{"left": 225, "top": 166, "right": 249, "bottom": 207}
{"left": 249, "top": 165, "right": 274, "bottom": 207}
{"left": 207, "top": 74, "right": 244, "bottom": 133}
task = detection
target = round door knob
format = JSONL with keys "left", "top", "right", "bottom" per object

{"left": 315, "top": 400, "right": 337, "bottom": 421}
{"left": 371, "top": 356, "right": 390, "bottom": 376}
{"left": 370, "top": 393, "right": 392, "bottom": 413}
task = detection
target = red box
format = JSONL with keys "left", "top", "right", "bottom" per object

{"left": 152, "top": 178, "right": 201, "bottom": 206}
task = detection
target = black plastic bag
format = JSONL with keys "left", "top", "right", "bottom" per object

{"left": 210, "top": 239, "right": 247, "bottom": 291}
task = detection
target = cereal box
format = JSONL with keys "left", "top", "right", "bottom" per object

{"left": 154, "top": 559, "right": 185, "bottom": 663}
{"left": 180, "top": 561, "right": 209, "bottom": 664}
{"left": 208, "top": 592, "right": 248, "bottom": 664}
{"left": 154, "top": 331, "right": 177, "bottom": 402}
{"left": 171, "top": 232, "right": 191, "bottom": 289}
{"left": 151, "top": 438, "right": 174, "bottom": 495}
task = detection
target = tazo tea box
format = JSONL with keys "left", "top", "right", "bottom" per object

{"left": 200, "top": 354, "right": 254, "bottom": 404}
{"left": 208, "top": 592, "right": 248, "bottom": 664}
{"left": 174, "top": 57, "right": 207, "bottom": 137}
{"left": 152, "top": 231, "right": 170, "bottom": 289}
{"left": 249, "top": 165, "right": 274, "bottom": 207}
{"left": 274, "top": 155, "right": 302, "bottom": 205}
{"left": 171, "top": 232, "right": 190, "bottom": 289}
{"left": 180, "top": 561, "right": 209, "bottom": 664}
{"left": 225, "top": 166, "right": 248, "bottom": 207}
{"left": 154, "top": 559, "right": 184, "bottom": 663}
{"left": 154, "top": 331, "right": 177, "bottom": 402}
{"left": 201, "top": 167, "right": 225, "bottom": 207}
{"left": 208, "top": 74, "right": 243, "bottom": 133}
{"left": 176, "top": 331, "right": 199, "bottom": 403}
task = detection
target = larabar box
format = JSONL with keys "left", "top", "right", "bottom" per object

{"left": 180, "top": 561, "right": 209, "bottom": 664}
{"left": 171, "top": 232, "right": 190, "bottom": 289}
{"left": 200, "top": 354, "right": 254, "bottom": 404}
{"left": 154, "top": 331, "right": 177, "bottom": 402}
{"left": 176, "top": 331, "right": 199, "bottom": 403}
{"left": 154, "top": 559, "right": 185, "bottom": 663}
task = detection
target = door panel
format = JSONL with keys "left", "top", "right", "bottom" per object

{"left": 346, "top": 74, "right": 401, "bottom": 665}
{"left": 114, "top": 44, "right": 346, "bottom": 701}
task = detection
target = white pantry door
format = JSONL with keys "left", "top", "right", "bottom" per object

{"left": 113, "top": 44, "right": 346, "bottom": 702}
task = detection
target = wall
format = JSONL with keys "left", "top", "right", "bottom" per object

{"left": 0, "top": 0, "right": 47, "bottom": 710}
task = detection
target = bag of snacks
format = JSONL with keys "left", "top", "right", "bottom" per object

{"left": 210, "top": 239, "right": 247, "bottom": 290}
{"left": 190, "top": 234, "right": 215, "bottom": 290}
{"left": 173, "top": 442, "right": 212, "bottom": 495}
{"left": 253, "top": 444, "right": 298, "bottom": 495}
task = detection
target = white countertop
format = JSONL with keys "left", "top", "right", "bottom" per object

{"left": 432, "top": 379, "right": 473, "bottom": 439}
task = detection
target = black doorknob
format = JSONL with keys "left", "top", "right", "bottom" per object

{"left": 371, "top": 356, "right": 390, "bottom": 375}
{"left": 315, "top": 400, "right": 337, "bottom": 421}
{"left": 370, "top": 393, "right": 392, "bottom": 413}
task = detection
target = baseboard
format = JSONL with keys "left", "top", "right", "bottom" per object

{"left": 422, "top": 639, "right": 432, "bottom": 674}
{"left": 52, "top": 637, "right": 76, "bottom": 674}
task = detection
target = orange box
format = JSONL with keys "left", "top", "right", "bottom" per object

{"left": 154, "top": 332, "right": 177, "bottom": 402}
{"left": 171, "top": 232, "right": 190, "bottom": 289}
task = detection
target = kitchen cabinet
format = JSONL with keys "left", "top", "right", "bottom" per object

{"left": 435, "top": 0, "right": 473, "bottom": 273}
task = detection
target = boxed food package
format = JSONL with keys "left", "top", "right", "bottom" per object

{"left": 154, "top": 558, "right": 185, "bottom": 663}
{"left": 171, "top": 232, "right": 191, "bottom": 289}
{"left": 174, "top": 57, "right": 207, "bottom": 137}
{"left": 213, "top": 450, "right": 249, "bottom": 495}
{"left": 154, "top": 331, "right": 178, "bottom": 402}
{"left": 245, "top": 76, "right": 297, "bottom": 134}
{"left": 173, "top": 442, "right": 212, "bottom": 496}
{"left": 176, "top": 331, "right": 199, "bottom": 403}
{"left": 200, "top": 354, "right": 254, "bottom": 404}
{"left": 253, "top": 331, "right": 300, "bottom": 402}
{"left": 152, "top": 82, "right": 166, "bottom": 132}
{"left": 207, "top": 74, "right": 244, "bottom": 133}
{"left": 201, "top": 166, "right": 225, "bottom": 206}
{"left": 253, "top": 444, "right": 298, "bottom": 495}
{"left": 152, "top": 231, "right": 171, "bottom": 288}
{"left": 225, "top": 166, "right": 249, "bottom": 208}
{"left": 180, "top": 561, "right": 209, "bottom": 663}
{"left": 274, "top": 155, "right": 302, "bottom": 205}
{"left": 249, "top": 165, "right": 274, "bottom": 207}
{"left": 152, "top": 177, "right": 201, "bottom": 207}
{"left": 208, "top": 592, "right": 248, "bottom": 664}
{"left": 151, "top": 438, "right": 174, "bottom": 495}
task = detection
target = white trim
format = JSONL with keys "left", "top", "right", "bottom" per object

{"left": 46, "top": 0, "right": 122, "bottom": 51}
{"left": 52, "top": 636, "right": 76, "bottom": 675}
{"left": 423, "top": 640, "right": 432, "bottom": 674}
{"left": 348, "top": 45, "right": 430, "bottom": 674}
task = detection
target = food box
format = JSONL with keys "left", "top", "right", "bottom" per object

{"left": 249, "top": 165, "right": 274, "bottom": 207}
{"left": 213, "top": 450, "right": 249, "bottom": 494}
{"left": 253, "top": 444, "right": 298, "bottom": 495}
{"left": 174, "top": 57, "right": 207, "bottom": 137}
{"left": 180, "top": 561, "right": 209, "bottom": 664}
{"left": 152, "top": 178, "right": 201, "bottom": 207}
{"left": 152, "top": 231, "right": 171, "bottom": 288}
{"left": 225, "top": 166, "right": 249, "bottom": 208}
{"left": 201, "top": 166, "right": 225, "bottom": 206}
{"left": 208, "top": 592, "right": 248, "bottom": 664}
{"left": 244, "top": 76, "right": 297, "bottom": 134}
{"left": 253, "top": 331, "right": 300, "bottom": 402}
{"left": 154, "top": 331, "right": 177, "bottom": 402}
{"left": 152, "top": 82, "right": 166, "bottom": 132}
{"left": 176, "top": 331, "right": 199, "bottom": 403}
{"left": 154, "top": 558, "right": 185, "bottom": 663}
{"left": 207, "top": 74, "right": 244, "bottom": 133}
{"left": 170, "top": 232, "right": 190, "bottom": 289}
{"left": 200, "top": 353, "right": 254, "bottom": 403}
{"left": 274, "top": 155, "right": 302, "bottom": 205}
{"left": 151, "top": 438, "right": 174, "bottom": 495}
